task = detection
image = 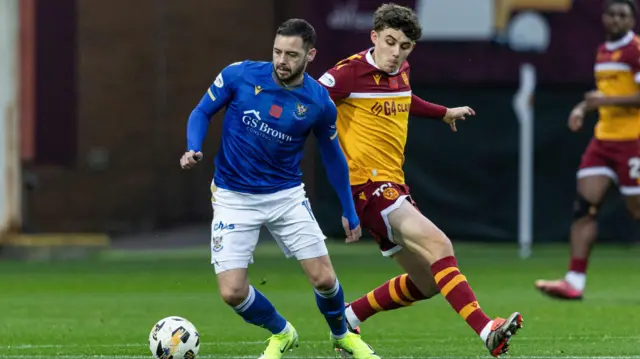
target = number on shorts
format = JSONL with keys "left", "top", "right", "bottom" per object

{"left": 301, "top": 199, "right": 315, "bottom": 220}
{"left": 629, "top": 157, "right": 640, "bottom": 179}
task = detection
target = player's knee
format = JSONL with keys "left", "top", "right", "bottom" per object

{"left": 219, "top": 283, "right": 250, "bottom": 307}
{"left": 309, "top": 271, "right": 337, "bottom": 292}
{"left": 573, "top": 194, "right": 599, "bottom": 220}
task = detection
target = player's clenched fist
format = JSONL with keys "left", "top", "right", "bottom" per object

{"left": 443, "top": 106, "right": 476, "bottom": 132}
{"left": 180, "top": 150, "right": 203, "bottom": 169}
{"left": 568, "top": 106, "right": 585, "bottom": 132}
{"left": 342, "top": 216, "right": 362, "bottom": 243}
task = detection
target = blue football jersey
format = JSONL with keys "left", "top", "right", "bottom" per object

{"left": 197, "top": 61, "right": 338, "bottom": 194}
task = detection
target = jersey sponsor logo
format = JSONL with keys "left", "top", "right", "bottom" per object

{"left": 214, "top": 73, "right": 224, "bottom": 88}
{"left": 370, "top": 101, "right": 410, "bottom": 116}
{"left": 293, "top": 103, "right": 308, "bottom": 120}
{"left": 242, "top": 109, "right": 293, "bottom": 143}
{"left": 255, "top": 85, "right": 263, "bottom": 95}
{"left": 319, "top": 72, "right": 336, "bottom": 87}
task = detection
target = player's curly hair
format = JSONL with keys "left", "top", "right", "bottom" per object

{"left": 604, "top": 0, "right": 637, "bottom": 16}
{"left": 373, "top": 3, "right": 422, "bottom": 41}
{"left": 276, "top": 19, "right": 316, "bottom": 50}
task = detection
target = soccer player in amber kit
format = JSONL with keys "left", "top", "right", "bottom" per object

{"left": 536, "top": 0, "right": 640, "bottom": 300}
{"left": 317, "top": 3, "right": 523, "bottom": 357}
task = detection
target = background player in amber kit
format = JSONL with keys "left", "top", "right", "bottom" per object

{"left": 318, "top": 3, "right": 523, "bottom": 357}
{"left": 536, "top": 0, "right": 640, "bottom": 300}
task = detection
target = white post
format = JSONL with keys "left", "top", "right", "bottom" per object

{"left": 513, "top": 64, "right": 536, "bottom": 258}
{"left": 0, "top": 0, "right": 21, "bottom": 237}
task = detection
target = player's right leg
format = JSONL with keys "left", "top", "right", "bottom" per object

{"left": 266, "top": 185, "right": 379, "bottom": 359}
{"left": 211, "top": 186, "right": 298, "bottom": 359}
{"left": 387, "top": 200, "right": 523, "bottom": 357}
{"left": 535, "top": 139, "right": 613, "bottom": 300}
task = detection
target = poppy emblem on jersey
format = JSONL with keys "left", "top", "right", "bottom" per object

{"left": 212, "top": 236, "right": 223, "bottom": 252}
{"left": 270, "top": 104, "right": 282, "bottom": 118}
{"left": 389, "top": 77, "right": 399, "bottom": 89}
{"left": 382, "top": 187, "right": 399, "bottom": 200}
{"left": 401, "top": 72, "right": 409, "bottom": 85}
{"left": 294, "top": 103, "right": 308, "bottom": 120}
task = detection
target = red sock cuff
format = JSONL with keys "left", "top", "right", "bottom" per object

{"left": 431, "top": 256, "right": 458, "bottom": 274}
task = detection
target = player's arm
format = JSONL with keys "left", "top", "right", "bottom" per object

{"left": 410, "top": 94, "right": 476, "bottom": 132}
{"left": 313, "top": 98, "right": 361, "bottom": 242}
{"left": 181, "top": 63, "right": 243, "bottom": 168}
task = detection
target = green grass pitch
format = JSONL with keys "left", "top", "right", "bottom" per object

{"left": 1, "top": 241, "right": 639, "bottom": 359}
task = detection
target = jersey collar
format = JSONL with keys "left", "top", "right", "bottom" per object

{"left": 365, "top": 48, "right": 400, "bottom": 75}
{"left": 605, "top": 31, "right": 634, "bottom": 51}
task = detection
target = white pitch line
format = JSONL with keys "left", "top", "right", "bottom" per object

{"left": 2, "top": 356, "right": 640, "bottom": 359}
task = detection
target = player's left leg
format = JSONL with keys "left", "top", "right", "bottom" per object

{"left": 266, "top": 187, "right": 380, "bottom": 359}
{"left": 388, "top": 200, "right": 522, "bottom": 357}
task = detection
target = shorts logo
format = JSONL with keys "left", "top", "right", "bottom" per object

{"left": 373, "top": 183, "right": 399, "bottom": 200}
{"left": 212, "top": 236, "right": 223, "bottom": 252}
{"left": 383, "top": 188, "right": 399, "bottom": 200}
{"left": 213, "top": 221, "right": 235, "bottom": 231}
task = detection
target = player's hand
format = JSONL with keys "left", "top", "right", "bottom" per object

{"left": 584, "top": 90, "right": 604, "bottom": 111}
{"left": 442, "top": 106, "right": 476, "bottom": 132}
{"left": 342, "top": 216, "right": 362, "bottom": 243}
{"left": 180, "top": 150, "right": 203, "bottom": 169}
{"left": 568, "top": 107, "right": 585, "bottom": 132}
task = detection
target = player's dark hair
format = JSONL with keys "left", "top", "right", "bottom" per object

{"left": 276, "top": 19, "right": 316, "bottom": 50}
{"left": 604, "top": 0, "right": 637, "bottom": 16}
{"left": 373, "top": 3, "right": 422, "bottom": 41}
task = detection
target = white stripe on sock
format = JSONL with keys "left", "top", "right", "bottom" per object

{"left": 314, "top": 279, "right": 340, "bottom": 298}
{"left": 234, "top": 286, "right": 256, "bottom": 313}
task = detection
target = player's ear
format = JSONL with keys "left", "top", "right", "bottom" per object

{"left": 370, "top": 30, "right": 378, "bottom": 45}
{"left": 307, "top": 48, "right": 317, "bottom": 62}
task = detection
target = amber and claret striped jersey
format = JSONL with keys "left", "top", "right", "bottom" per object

{"left": 318, "top": 49, "right": 412, "bottom": 185}
{"left": 594, "top": 31, "right": 640, "bottom": 140}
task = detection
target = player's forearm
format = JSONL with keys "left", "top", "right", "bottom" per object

{"left": 410, "top": 94, "right": 448, "bottom": 119}
{"left": 597, "top": 94, "right": 640, "bottom": 107}
{"left": 317, "top": 139, "right": 357, "bottom": 218}
{"left": 186, "top": 107, "right": 211, "bottom": 152}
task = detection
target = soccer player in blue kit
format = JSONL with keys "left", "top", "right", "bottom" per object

{"left": 179, "top": 19, "right": 380, "bottom": 359}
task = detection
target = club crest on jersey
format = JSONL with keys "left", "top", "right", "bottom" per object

{"left": 293, "top": 103, "right": 308, "bottom": 120}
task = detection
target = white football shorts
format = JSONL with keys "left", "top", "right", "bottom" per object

{"left": 210, "top": 182, "right": 328, "bottom": 273}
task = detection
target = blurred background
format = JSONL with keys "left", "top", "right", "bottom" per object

{"left": 1, "top": 0, "right": 639, "bottom": 259}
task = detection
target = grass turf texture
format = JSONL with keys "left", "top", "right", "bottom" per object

{"left": 1, "top": 241, "right": 639, "bottom": 359}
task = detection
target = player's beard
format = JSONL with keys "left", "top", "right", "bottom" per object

{"left": 275, "top": 60, "right": 306, "bottom": 85}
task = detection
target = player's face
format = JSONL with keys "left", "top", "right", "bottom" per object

{"left": 273, "top": 35, "right": 316, "bottom": 84}
{"left": 370, "top": 28, "right": 415, "bottom": 73}
{"left": 603, "top": 3, "right": 635, "bottom": 39}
